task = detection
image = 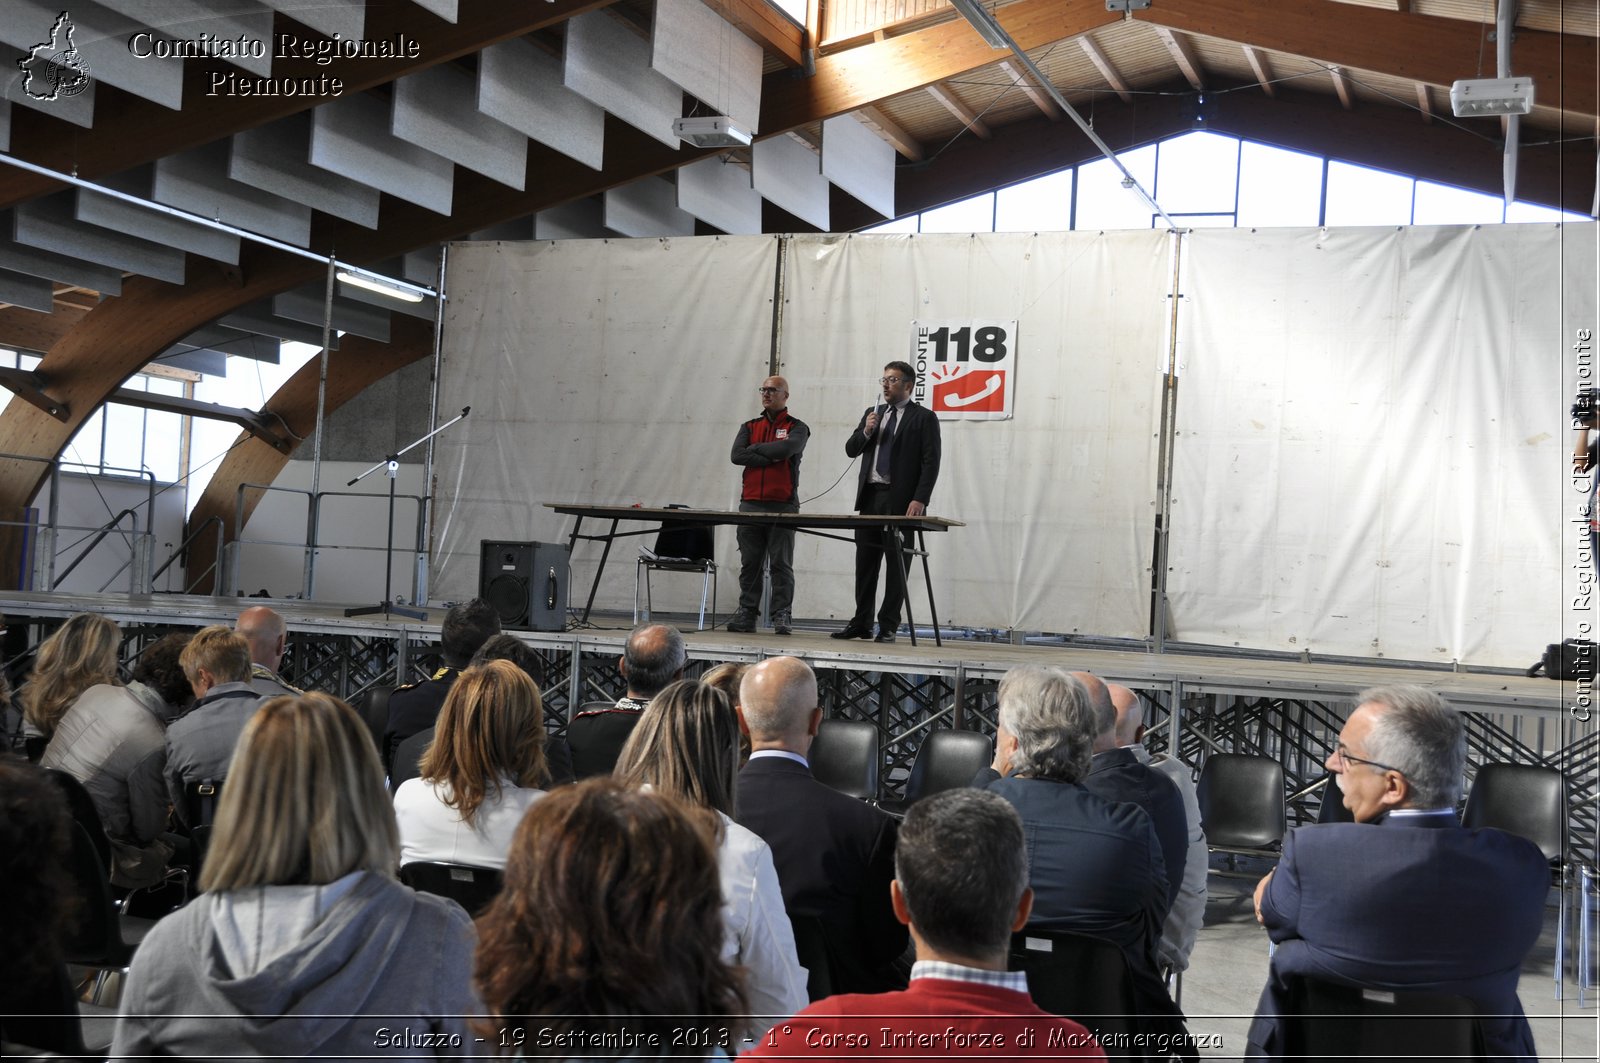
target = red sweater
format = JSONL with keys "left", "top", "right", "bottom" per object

{"left": 742, "top": 977, "right": 1105, "bottom": 1061}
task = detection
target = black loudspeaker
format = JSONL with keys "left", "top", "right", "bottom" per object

{"left": 479, "top": 540, "right": 569, "bottom": 631}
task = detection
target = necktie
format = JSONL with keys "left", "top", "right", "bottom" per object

{"left": 875, "top": 405, "right": 898, "bottom": 478}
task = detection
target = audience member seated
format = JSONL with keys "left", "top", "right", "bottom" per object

{"left": 34, "top": 613, "right": 172, "bottom": 889}
{"left": 1247, "top": 685, "right": 1549, "bottom": 1061}
{"left": 734, "top": 656, "right": 908, "bottom": 995}
{"left": 393, "top": 660, "right": 550, "bottom": 871}
{"left": 748, "top": 788, "right": 1106, "bottom": 1060}
{"left": 474, "top": 779, "right": 746, "bottom": 1055}
{"left": 471, "top": 634, "right": 573, "bottom": 786}
{"left": 129, "top": 631, "right": 194, "bottom": 723}
{"left": 612, "top": 678, "right": 807, "bottom": 1030}
{"left": 0, "top": 758, "right": 87, "bottom": 1056}
{"left": 975, "top": 666, "right": 1189, "bottom": 1053}
{"left": 701, "top": 662, "right": 751, "bottom": 764}
{"left": 567, "top": 623, "right": 685, "bottom": 779}
{"left": 112, "top": 693, "right": 478, "bottom": 1059}
{"left": 1076, "top": 671, "right": 1188, "bottom": 916}
{"left": 234, "top": 606, "right": 302, "bottom": 699}
{"left": 164, "top": 626, "right": 267, "bottom": 828}
{"left": 384, "top": 597, "right": 500, "bottom": 769}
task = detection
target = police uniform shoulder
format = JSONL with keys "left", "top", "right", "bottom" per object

{"left": 394, "top": 680, "right": 424, "bottom": 693}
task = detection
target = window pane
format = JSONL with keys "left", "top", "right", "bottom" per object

{"left": 1324, "top": 161, "right": 1413, "bottom": 226}
{"left": 144, "top": 410, "right": 183, "bottom": 484}
{"left": 145, "top": 375, "right": 185, "bottom": 396}
{"left": 64, "top": 409, "right": 104, "bottom": 473}
{"left": 919, "top": 193, "right": 995, "bottom": 233}
{"left": 1154, "top": 131, "right": 1239, "bottom": 215}
{"left": 1170, "top": 213, "right": 1235, "bottom": 228}
{"left": 1236, "top": 142, "right": 1325, "bottom": 227}
{"left": 862, "top": 215, "right": 917, "bottom": 234}
{"left": 1074, "top": 145, "right": 1158, "bottom": 230}
{"left": 1504, "top": 200, "right": 1585, "bottom": 223}
{"left": 102, "top": 402, "right": 147, "bottom": 476}
{"left": 1411, "top": 180, "right": 1504, "bottom": 225}
{"left": 995, "top": 170, "right": 1073, "bottom": 232}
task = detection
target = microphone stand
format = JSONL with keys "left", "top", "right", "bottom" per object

{"left": 344, "top": 406, "right": 471, "bottom": 621}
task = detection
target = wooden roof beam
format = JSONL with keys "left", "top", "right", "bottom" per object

{"left": 1329, "top": 65, "right": 1354, "bottom": 110}
{"left": 1242, "top": 44, "right": 1276, "bottom": 98}
{"left": 858, "top": 106, "right": 926, "bottom": 161}
{"left": 1155, "top": 27, "right": 1206, "bottom": 92}
{"left": 1416, "top": 83, "right": 1433, "bottom": 123}
{"left": 1078, "top": 35, "right": 1133, "bottom": 104}
{"left": 926, "top": 82, "right": 994, "bottom": 139}
{"left": 999, "top": 60, "right": 1063, "bottom": 121}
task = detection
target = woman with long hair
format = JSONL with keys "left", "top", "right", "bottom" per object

{"left": 475, "top": 778, "right": 747, "bottom": 1056}
{"left": 612, "top": 679, "right": 807, "bottom": 1031}
{"left": 34, "top": 613, "right": 173, "bottom": 888}
{"left": 112, "top": 693, "right": 478, "bottom": 1059}
{"left": 393, "top": 659, "right": 550, "bottom": 869}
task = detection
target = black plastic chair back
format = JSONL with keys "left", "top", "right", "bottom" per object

{"left": 1283, "top": 974, "right": 1486, "bottom": 1063}
{"left": 654, "top": 522, "right": 714, "bottom": 561}
{"left": 1010, "top": 928, "right": 1142, "bottom": 1059}
{"left": 787, "top": 912, "right": 836, "bottom": 1003}
{"left": 390, "top": 727, "right": 434, "bottom": 794}
{"left": 359, "top": 684, "right": 395, "bottom": 761}
{"left": 58, "top": 822, "right": 137, "bottom": 968}
{"left": 43, "top": 767, "right": 113, "bottom": 874}
{"left": 400, "top": 861, "right": 505, "bottom": 916}
{"left": 1462, "top": 762, "right": 1567, "bottom": 863}
{"left": 1197, "top": 753, "right": 1287, "bottom": 852}
{"left": 903, "top": 729, "right": 992, "bottom": 805}
{"left": 810, "top": 719, "right": 879, "bottom": 801}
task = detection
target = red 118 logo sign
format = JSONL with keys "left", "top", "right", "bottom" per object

{"left": 911, "top": 319, "right": 1017, "bottom": 420}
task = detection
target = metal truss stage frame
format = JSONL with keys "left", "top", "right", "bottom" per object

{"left": 7, "top": 591, "right": 1596, "bottom": 866}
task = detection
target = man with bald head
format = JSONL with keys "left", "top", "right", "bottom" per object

{"left": 728, "top": 374, "right": 810, "bottom": 635}
{"left": 1107, "top": 682, "right": 1208, "bottom": 974}
{"left": 234, "top": 605, "right": 301, "bottom": 699}
{"left": 568, "top": 622, "right": 685, "bottom": 778}
{"left": 735, "top": 655, "right": 907, "bottom": 994}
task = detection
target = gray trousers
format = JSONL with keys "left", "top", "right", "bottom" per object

{"left": 736, "top": 499, "right": 799, "bottom": 615}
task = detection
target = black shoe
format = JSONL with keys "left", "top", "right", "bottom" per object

{"left": 874, "top": 628, "right": 897, "bottom": 643}
{"left": 772, "top": 612, "right": 792, "bottom": 636}
{"left": 727, "top": 611, "right": 756, "bottom": 633}
{"left": 831, "top": 620, "right": 873, "bottom": 640}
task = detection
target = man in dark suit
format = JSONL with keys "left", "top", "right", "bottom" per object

{"left": 1248, "top": 685, "right": 1549, "bottom": 1061}
{"left": 382, "top": 597, "right": 499, "bottom": 769}
{"left": 833, "top": 360, "right": 941, "bottom": 644}
{"left": 566, "top": 622, "right": 685, "bottom": 778}
{"left": 1077, "top": 670, "right": 1188, "bottom": 915}
{"left": 734, "top": 655, "right": 908, "bottom": 994}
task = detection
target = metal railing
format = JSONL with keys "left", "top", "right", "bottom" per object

{"left": 150, "top": 515, "right": 224, "bottom": 595}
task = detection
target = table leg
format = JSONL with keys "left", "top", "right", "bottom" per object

{"left": 917, "top": 529, "right": 942, "bottom": 647}
{"left": 892, "top": 521, "right": 918, "bottom": 648}
{"left": 579, "top": 517, "right": 619, "bottom": 625}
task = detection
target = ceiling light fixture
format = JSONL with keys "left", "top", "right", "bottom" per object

{"left": 336, "top": 269, "right": 426, "bottom": 303}
{"left": 673, "top": 116, "right": 753, "bottom": 148}
{"left": 1449, "top": 77, "right": 1535, "bottom": 117}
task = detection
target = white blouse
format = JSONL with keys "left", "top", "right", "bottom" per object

{"left": 717, "top": 813, "right": 809, "bottom": 1034}
{"left": 393, "top": 777, "right": 544, "bottom": 871}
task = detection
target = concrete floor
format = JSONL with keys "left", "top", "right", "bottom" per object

{"left": 1182, "top": 870, "right": 1599, "bottom": 1062}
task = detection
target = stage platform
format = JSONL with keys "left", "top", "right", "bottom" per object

{"left": 4, "top": 591, "right": 1594, "bottom": 861}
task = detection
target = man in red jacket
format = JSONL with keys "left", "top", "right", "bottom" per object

{"left": 729, "top": 375, "right": 809, "bottom": 635}
{"left": 745, "top": 787, "right": 1105, "bottom": 1061}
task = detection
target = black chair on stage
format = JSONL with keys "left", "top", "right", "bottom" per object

{"left": 1281, "top": 974, "right": 1486, "bottom": 1063}
{"left": 1461, "top": 762, "right": 1573, "bottom": 1000}
{"left": 809, "top": 718, "right": 879, "bottom": 802}
{"left": 1196, "top": 752, "right": 1287, "bottom": 876}
{"left": 1009, "top": 928, "right": 1143, "bottom": 1059}
{"left": 880, "top": 728, "right": 992, "bottom": 816}
{"left": 635, "top": 520, "right": 717, "bottom": 631}
{"left": 399, "top": 861, "right": 505, "bottom": 916}
{"left": 787, "top": 912, "right": 836, "bottom": 1003}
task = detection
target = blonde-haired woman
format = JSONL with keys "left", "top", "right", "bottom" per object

{"left": 393, "top": 659, "right": 550, "bottom": 870}
{"left": 613, "top": 679, "right": 807, "bottom": 1032}
{"left": 34, "top": 613, "right": 172, "bottom": 888}
{"left": 112, "top": 693, "right": 478, "bottom": 1059}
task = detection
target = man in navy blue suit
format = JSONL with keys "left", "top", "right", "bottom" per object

{"left": 1247, "top": 685, "right": 1549, "bottom": 1061}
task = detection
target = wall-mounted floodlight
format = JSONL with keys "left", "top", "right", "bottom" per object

{"left": 337, "top": 269, "right": 426, "bottom": 303}
{"left": 1449, "top": 77, "right": 1534, "bottom": 117}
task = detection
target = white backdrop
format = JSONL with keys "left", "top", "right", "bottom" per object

{"left": 1167, "top": 223, "right": 1597, "bottom": 666}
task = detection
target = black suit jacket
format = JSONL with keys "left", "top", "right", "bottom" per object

{"left": 382, "top": 669, "right": 459, "bottom": 771}
{"left": 845, "top": 401, "right": 941, "bottom": 514}
{"left": 735, "top": 755, "right": 908, "bottom": 994}
{"left": 1083, "top": 747, "right": 1189, "bottom": 916}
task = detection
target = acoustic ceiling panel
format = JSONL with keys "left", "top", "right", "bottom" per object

{"left": 0, "top": 43, "right": 95, "bottom": 128}
{"left": 220, "top": 303, "right": 340, "bottom": 348}
{"left": 230, "top": 114, "right": 383, "bottom": 228}
{"left": 409, "top": 0, "right": 457, "bottom": 23}
{"left": 752, "top": 134, "right": 829, "bottom": 231}
{"left": 403, "top": 246, "right": 441, "bottom": 285}
{"left": 393, "top": 64, "right": 527, "bottom": 190}
{"left": 96, "top": 0, "right": 275, "bottom": 76}
{"left": 479, "top": 37, "right": 604, "bottom": 172}
{"left": 154, "top": 140, "right": 312, "bottom": 246}
{"left": 154, "top": 345, "right": 227, "bottom": 376}
{"left": 822, "top": 113, "right": 896, "bottom": 219}
{"left": 0, "top": 267, "right": 53, "bottom": 313}
{"left": 604, "top": 176, "right": 696, "bottom": 238}
{"left": 15, "top": 193, "right": 186, "bottom": 284}
{"left": 564, "top": 10, "right": 681, "bottom": 150}
{"left": 272, "top": 286, "right": 392, "bottom": 342}
{"left": 0, "top": 231, "right": 123, "bottom": 295}
{"left": 534, "top": 198, "right": 611, "bottom": 241}
{"left": 258, "top": 0, "right": 363, "bottom": 41}
{"left": 651, "top": 0, "right": 762, "bottom": 133}
{"left": 311, "top": 92, "right": 454, "bottom": 216}
{"left": 677, "top": 155, "right": 761, "bottom": 235}
{"left": 76, "top": 186, "right": 241, "bottom": 264}
{"left": 2, "top": 0, "right": 183, "bottom": 109}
